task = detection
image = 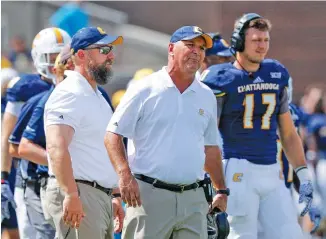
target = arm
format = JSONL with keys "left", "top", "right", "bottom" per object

{"left": 46, "top": 124, "right": 77, "bottom": 194}
{"left": 278, "top": 112, "right": 306, "bottom": 169}
{"left": 204, "top": 145, "right": 226, "bottom": 190}
{"left": 8, "top": 143, "right": 20, "bottom": 158}
{"left": 18, "top": 137, "right": 48, "bottom": 166}
{"left": 104, "top": 132, "right": 130, "bottom": 178}
{"left": 104, "top": 132, "right": 141, "bottom": 207}
{"left": 1, "top": 112, "right": 18, "bottom": 173}
{"left": 279, "top": 111, "right": 313, "bottom": 216}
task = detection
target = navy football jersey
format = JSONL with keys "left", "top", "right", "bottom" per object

{"left": 277, "top": 103, "right": 303, "bottom": 188}
{"left": 98, "top": 86, "right": 114, "bottom": 111}
{"left": 22, "top": 88, "right": 55, "bottom": 175}
{"left": 6, "top": 74, "right": 52, "bottom": 103}
{"left": 9, "top": 90, "right": 51, "bottom": 179}
{"left": 1, "top": 96, "right": 7, "bottom": 114}
{"left": 202, "top": 59, "right": 290, "bottom": 164}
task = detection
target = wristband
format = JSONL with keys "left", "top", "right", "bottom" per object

{"left": 112, "top": 193, "right": 121, "bottom": 198}
{"left": 215, "top": 188, "right": 230, "bottom": 196}
{"left": 1, "top": 171, "right": 9, "bottom": 181}
{"left": 295, "top": 166, "right": 310, "bottom": 182}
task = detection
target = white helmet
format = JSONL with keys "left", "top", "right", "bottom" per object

{"left": 31, "top": 27, "right": 71, "bottom": 81}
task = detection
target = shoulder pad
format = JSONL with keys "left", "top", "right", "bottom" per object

{"left": 262, "top": 59, "right": 290, "bottom": 80}
{"left": 202, "top": 63, "right": 235, "bottom": 85}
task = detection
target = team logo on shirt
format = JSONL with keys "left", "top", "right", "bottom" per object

{"left": 253, "top": 77, "right": 264, "bottom": 84}
{"left": 270, "top": 72, "right": 282, "bottom": 79}
{"left": 233, "top": 173, "right": 243, "bottom": 182}
{"left": 59, "top": 115, "right": 64, "bottom": 119}
{"left": 199, "top": 109, "right": 204, "bottom": 115}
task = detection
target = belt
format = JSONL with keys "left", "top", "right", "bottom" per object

{"left": 75, "top": 179, "right": 112, "bottom": 195}
{"left": 134, "top": 174, "right": 204, "bottom": 193}
{"left": 49, "top": 176, "right": 112, "bottom": 195}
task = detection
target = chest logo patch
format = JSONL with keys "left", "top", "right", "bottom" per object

{"left": 270, "top": 72, "right": 282, "bottom": 79}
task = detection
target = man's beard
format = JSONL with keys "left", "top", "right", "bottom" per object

{"left": 88, "top": 60, "right": 113, "bottom": 85}
{"left": 244, "top": 52, "right": 263, "bottom": 64}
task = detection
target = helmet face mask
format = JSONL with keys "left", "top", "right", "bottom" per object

{"left": 31, "top": 28, "right": 71, "bottom": 82}
{"left": 207, "top": 209, "right": 230, "bottom": 239}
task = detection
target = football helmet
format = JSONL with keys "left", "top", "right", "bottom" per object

{"left": 207, "top": 208, "right": 230, "bottom": 239}
{"left": 31, "top": 27, "right": 71, "bottom": 82}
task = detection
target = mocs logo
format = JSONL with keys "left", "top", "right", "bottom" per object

{"left": 233, "top": 173, "right": 243, "bottom": 182}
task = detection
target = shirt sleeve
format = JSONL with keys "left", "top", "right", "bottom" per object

{"left": 4, "top": 101, "right": 24, "bottom": 117}
{"left": 8, "top": 103, "right": 34, "bottom": 145}
{"left": 204, "top": 94, "right": 219, "bottom": 146}
{"left": 45, "top": 90, "right": 83, "bottom": 131}
{"left": 201, "top": 68, "right": 226, "bottom": 97}
{"left": 22, "top": 105, "right": 45, "bottom": 144}
{"left": 279, "top": 87, "right": 289, "bottom": 115}
{"left": 106, "top": 83, "right": 145, "bottom": 138}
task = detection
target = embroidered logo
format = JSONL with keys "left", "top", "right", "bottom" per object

{"left": 253, "top": 77, "right": 264, "bottom": 84}
{"left": 270, "top": 72, "right": 282, "bottom": 79}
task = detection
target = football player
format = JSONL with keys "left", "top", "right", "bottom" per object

{"left": 1, "top": 27, "right": 70, "bottom": 238}
{"left": 201, "top": 13, "right": 314, "bottom": 238}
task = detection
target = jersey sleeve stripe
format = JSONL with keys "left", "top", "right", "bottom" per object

{"left": 215, "top": 92, "right": 226, "bottom": 97}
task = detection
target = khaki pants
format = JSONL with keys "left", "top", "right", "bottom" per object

{"left": 45, "top": 177, "right": 114, "bottom": 239}
{"left": 123, "top": 179, "right": 208, "bottom": 239}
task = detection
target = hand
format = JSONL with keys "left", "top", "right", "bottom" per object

{"left": 1, "top": 180, "right": 16, "bottom": 222}
{"left": 112, "top": 197, "right": 125, "bottom": 233}
{"left": 309, "top": 207, "right": 321, "bottom": 234}
{"left": 119, "top": 175, "right": 141, "bottom": 207}
{"left": 62, "top": 193, "right": 85, "bottom": 228}
{"left": 211, "top": 193, "right": 227, "bottom": 212}
{"left": 298, "top": 180, "right": 313, "bottom": 216}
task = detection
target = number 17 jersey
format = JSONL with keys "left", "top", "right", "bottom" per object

{"left": 202, "top": 59, "right": 290, "bottom": 165}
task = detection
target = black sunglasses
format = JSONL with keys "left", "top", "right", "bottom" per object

{"left": 85, "top": 46, "right": 113, "bottom": 55}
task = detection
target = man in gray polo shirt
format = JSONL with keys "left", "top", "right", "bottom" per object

{"left": 105, "top": 26, "right": 228, "bottom": 239}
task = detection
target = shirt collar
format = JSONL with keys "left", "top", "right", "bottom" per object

{"left": 64, "top": 70, "right": 101, "bottom": 96}
{"left": 160, "top": 66, "right": 200, "bottom": 93}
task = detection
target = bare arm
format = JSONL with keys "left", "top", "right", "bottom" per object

{"left": 104, "top": 132, "right": 131, "bottom": 178}
{"left": 105, "top": 131, "right": 141, "bottom": 207}
{"left": 18, "top": 137, "right": 48, "bottom": 166}
{"left": 204, "top": 145, "right": 226, "bottom": 190}
{"left": 278, "top": 111, "right": 306, "bottom": 169}
{"left": 1, "top": 113, "right": 18, "bottom": 173}
{"left": 46, "top": 124, "right": 77, "bottom": 194}
{"left": 8, "top": 143, "right": 20, "bottom": 158}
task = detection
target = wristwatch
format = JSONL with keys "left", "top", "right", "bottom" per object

{"left": 112, "top": 193, "right": 121, "bottom": 198}
{"left": 215, "top": 188, "right": 230, "bottom": 196}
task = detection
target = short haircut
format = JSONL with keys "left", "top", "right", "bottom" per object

{"left": 245, "top": 18, "right": 272, "bottom": 33}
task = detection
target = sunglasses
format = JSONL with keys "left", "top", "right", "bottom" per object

{"left": 85, "top": 46, "right": 113, "bottom": 55}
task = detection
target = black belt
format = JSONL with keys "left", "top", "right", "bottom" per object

{"left": 75, "top": 179, "right": 112, "bottom": 195}
{"left": 49, "top": 176, "right": 112, "bottom": 196}
{"left": 134, "top": 174, "right": 204, "bottom": 193}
